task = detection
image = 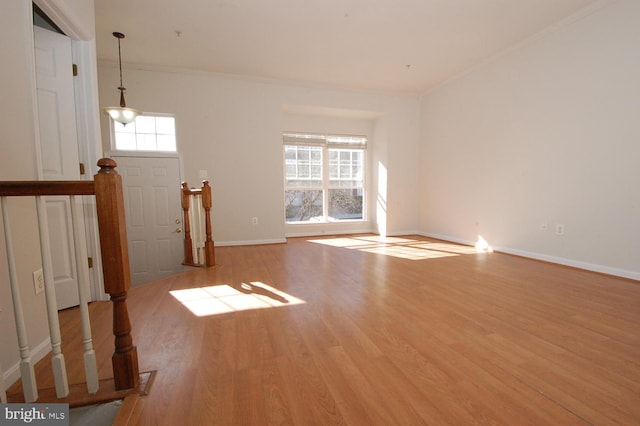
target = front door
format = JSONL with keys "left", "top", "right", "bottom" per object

{"left": 111, "top": 155, "right": 184, "bottom": 285}
{"left": 34, "top": 26, "right": 84, "bottom": 309}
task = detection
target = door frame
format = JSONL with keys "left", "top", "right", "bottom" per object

{"left": 26, "top": 0, "right": 106, "bottom": 301}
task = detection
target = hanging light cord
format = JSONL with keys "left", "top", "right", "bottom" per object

{"left": 117, "top": 37, "right": 124, "bottom": 90}
{"left": 113, "top": 32, "right": 127, "bottom": 107}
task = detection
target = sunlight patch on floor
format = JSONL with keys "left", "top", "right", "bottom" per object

{"left": 308, "top": 236, "right": 488, "bottom": 260}
{"left": 170, "top": 282, "right": 306, "bottom": 317}
{"left": 359, "top": 245, "right": 457, "bottom": 260}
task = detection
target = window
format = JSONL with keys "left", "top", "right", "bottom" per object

{"left": 284, "top": 132, "right": 366, "bottom": 223}
{"left": 112, "top": 114, "right": 177, "bottom": 151}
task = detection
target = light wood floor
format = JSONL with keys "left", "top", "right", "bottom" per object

{"left": 13, "top": 235, "right": 640, "bottom": 424}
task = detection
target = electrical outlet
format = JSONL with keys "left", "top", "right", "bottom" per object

{"left": 252, "top": 217, "right": 258, "bottom": 225}
{"left": 555, "top": 224, "right": 565, "bottom": 236}
{"left": 33, "top": 268, "right": 44, "bottom": 294}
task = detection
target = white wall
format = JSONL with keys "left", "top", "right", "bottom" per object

{"left": 97, "top": 67, "right": 421, "bottom": 244}
{"left": 419, "top": 0, "right": 640, "bottom": 279}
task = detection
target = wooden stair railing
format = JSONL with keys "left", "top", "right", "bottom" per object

{"left": 181, "top": 181, "right": 215, "bottom": 267}
{"left": 0, "top": 158, "right": 139, "bottom": 404}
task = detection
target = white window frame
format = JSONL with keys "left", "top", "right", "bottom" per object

{"left": 284, "top": 132, "right": 367, "bottom": 224}
{"left": 110, "top": 112, "right": 178, "bottom": 152}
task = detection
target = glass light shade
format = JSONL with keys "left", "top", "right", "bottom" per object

{"left": 104, "top": 106, "right": 142, "bottom": 125}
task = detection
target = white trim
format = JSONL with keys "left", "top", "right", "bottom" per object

{"left": 285, "top": 229, "right": 423, "bottom": 239}
{"left": 285, "top": 226, "right": 376, "bottom": 239}
{"left": 385, "top": 230, "right": 423, "bottom": 238}
{"left": 418, "top": 232, "right": 640, "bottom": 281}
{"left": 97, "top": 59, "right": 422, "bottom": 98}
{"left": 24, "top": 0, "right": 43, "bottom": 180}
{"left": 72, "top": 39, "right": 107, "bottom": 302}
{"left": 416, "top": 232, "right": 476, "bottom": 247}
{"left": 33, "top": 0, "right": 92, "bottom": 41}
{"left": 495, "top": 247, "right": 640, "bottom": 282}
{"left": 108, "top": 150, "right": 182, "bottom": 159}
{"left": 1, "top": 337, "right": 52, "bottom": 393}
{"left": 217, "top": 238, "right": 287, "bottom": 247}
{"left": 72, "top": 40, "right": 104, "bottom": 177}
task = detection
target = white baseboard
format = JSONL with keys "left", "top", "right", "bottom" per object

{"left": 216, "top": 238, "right": 287, "bottom": 247}
{"left": 417, "top": 232, "right": 476, "bottom": 247}
{"left": 495, "top": 246, "right": 640, "bottom": 281}
{"left": 386, "top": 230, "right": 424, "bottom": 238}
{"left": 2, "top": 337, "right": 51, "bottom": 392}
{"left": 418, "top": 232, "right": 640, "bottom": 281}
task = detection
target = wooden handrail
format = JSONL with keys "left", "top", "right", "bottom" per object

{"left": 0, "top": 181, "right": 94, "bottom": 196}
{"left": 0, "top": 158, "right": 140, "bottom": 394}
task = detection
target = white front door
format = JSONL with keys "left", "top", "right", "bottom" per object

{"left": 111, "top": 155, "right": 184, "bottom": 285}
{"left": 34, "top": 26, "right": 84, "bottom": 309}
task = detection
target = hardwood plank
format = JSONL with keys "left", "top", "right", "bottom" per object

{"left": 8, "top": 234, "right": 640, "bottom": 425}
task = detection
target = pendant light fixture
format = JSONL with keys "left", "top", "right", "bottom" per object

{"left": 103, "top": 32, "right": 141, "bottom": 125}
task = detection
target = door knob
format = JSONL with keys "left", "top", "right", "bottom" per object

{"left": 175, "top": 227, "right": 182, "bottom": 233}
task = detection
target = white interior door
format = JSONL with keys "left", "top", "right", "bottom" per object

{"left": 111, "top": 155, "right": 184, "bottom": 285}
{"left": 34, "top": 26, "right": 84, "bottom": 309}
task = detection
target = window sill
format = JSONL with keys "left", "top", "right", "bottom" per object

{"left": 286, "top": 219, "right": 366, "bottom": 225}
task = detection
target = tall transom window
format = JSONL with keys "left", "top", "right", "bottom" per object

{"left": 284, "top": 132, "right": 366, "bottom": 223}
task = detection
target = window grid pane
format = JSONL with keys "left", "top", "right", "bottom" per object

{"left": 135, "top": 116, "right": 156, "bottom": 133}
{"left": 114, "top": 132, "right": 136, "bottom": 150}
{"left": 113, "top": 115, "right": 177, "bottom": 152}
{"left": 329, "top": 188, "right": 363, "bottom": 220}
{"left": 285, "top": 189, "right": 324, "bottom": 222}
{"left": 329, "top": 149, "right": 363, "bottom": 187}
{"left": 285, "top": 146, "right": 323, "bottom": 188}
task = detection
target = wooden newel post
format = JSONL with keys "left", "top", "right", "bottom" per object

{"left": 181, "top": 182, "right": 194, "bottom": 265}
{"left": 94, "top": 158, "right": 139, "bottom": 390}
{"left": 201, "top": 180, "right": 216, "bottom": 267}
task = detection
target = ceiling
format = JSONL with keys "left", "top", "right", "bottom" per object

{"left": 94, "top": 0, "right": 604, "bottom": 95}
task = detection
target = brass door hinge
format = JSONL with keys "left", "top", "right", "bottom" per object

{"left": 88, "top": 257, "right": 93, "bottom": 268}
{"left": 72, "top": 63, "right": 78, "bottom": 76}
{"left": 79, "top": 163, "right": 85, "bottom": 175}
